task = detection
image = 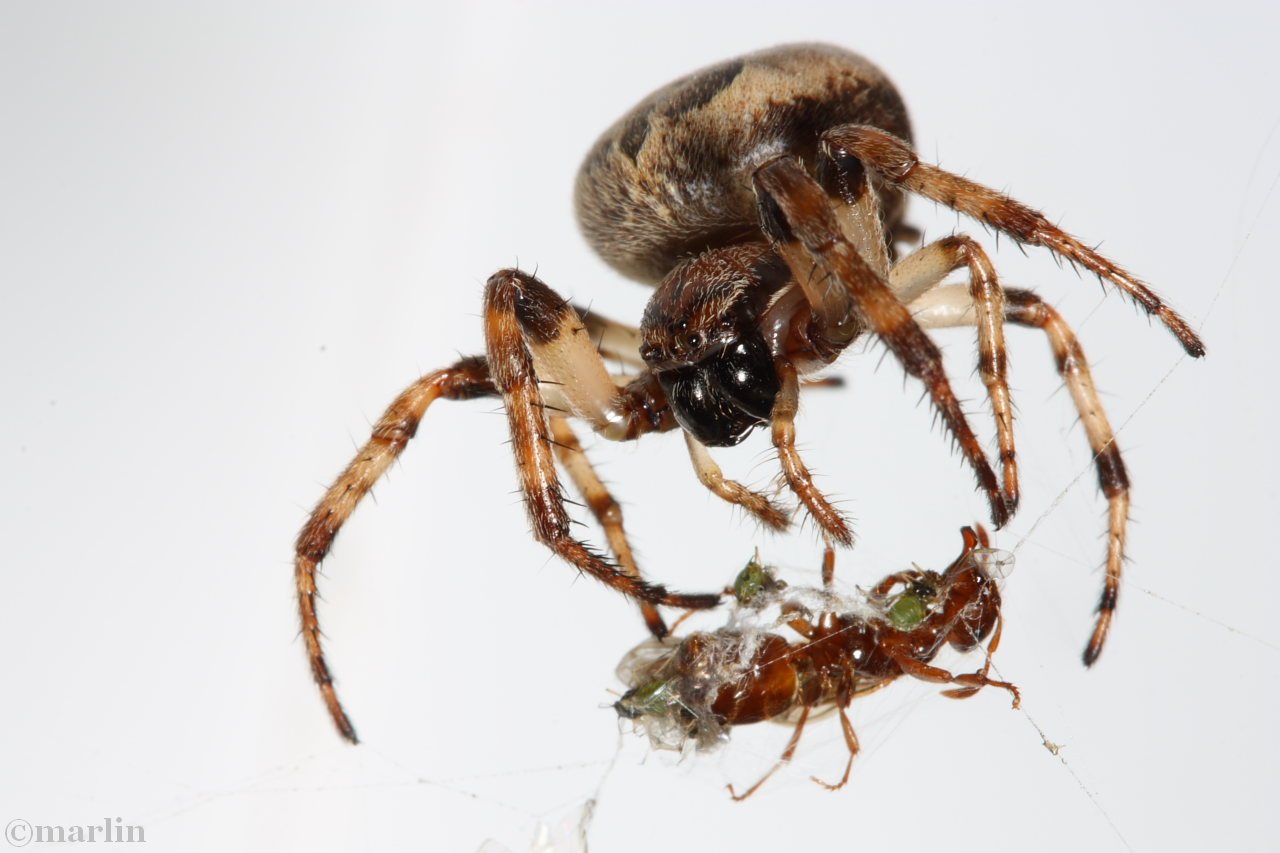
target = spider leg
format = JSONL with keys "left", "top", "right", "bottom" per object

{"left": 728, "top": 704, "right": 812, "bottom": 801}
{"left": 684, "top": 433, "right": 791, "bottom": 531}
{"left": 752, "top": 157, "right": 1008, "bottom": 529}
{"left": 912, "top": 285, "right": 1129, "bottom": 665}
{"left": 810, "top": 704, "right": 860, "bottom": 792}
{"left": 818, "top": 148, "right": 891, "bottom": 279}
{"left": 772, "top": 357, "right": 854, "bottom": 545}
{"left": 891, "top": 235, "right": 1019, "bottom": 515}
{"left": 570, "top": 303, "right": 646, "bottom": 371}
{"left": 821, "top": 543, "right": 836, "bottom": 588}
{"left": 821, "top": 125, "right": 1205, "bottom": 357}
{"left": 484, "top": 269, "right": 720, "bottom": 609}
{"left": 891, "top": 652, "right": 1022, "bottom": 708}
{"left": 295, "top": 356, "right": 497, "bottom": 743}
{"left": 548, "top": 414, "right": 667, "bottom": 637}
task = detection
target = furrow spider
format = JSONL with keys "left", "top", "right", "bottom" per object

{"left": 295, "top": 43, "right": 1203, "bottom": 742}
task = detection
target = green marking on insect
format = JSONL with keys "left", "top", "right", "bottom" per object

{"left": 732, "top": 558, "right": 773, "bottom": 605}
{"left": 888, "top": 593, "right": 928, "bottom": 630}
{"left": 618, "top": 679, "right": 676, "bottom": 718}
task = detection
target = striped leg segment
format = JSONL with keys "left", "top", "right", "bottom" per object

{"left": 823, "top": 124, "right": 1205, "bottom": 357}
{"left": 913, "top": 284, "right": 1131, "bottom": 665}
{"left": 684, "top": 433, "right": 791, "bottom": 532}
{"left": 484, "top": 269, "right": 720, "bottom": 610}
{"left": 548, "top": 415, "right": 667, "bottom": 637}
{"left": 771, "top": 358, "right": 854, "bottom": 546}
{"left": 892, "top": 235, "right": 1019, "bottom": 514}
{"left": 295, "top": 356, "right": 496, "bottom": 743}
{"left": 752, "top": 156, "right": 1008, "bottom": 530}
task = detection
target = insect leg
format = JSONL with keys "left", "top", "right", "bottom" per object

{"left": 810, "top": 705, "right": 861, "bottom": 792}
{"left": 892, "top": 654, "right": 1021, "bottom": 708}
{"left": 727, "top": 704, "right": 812, "bottom": 801}
{"left": 943, "top": 610, "right": 1007, "bottom": 701}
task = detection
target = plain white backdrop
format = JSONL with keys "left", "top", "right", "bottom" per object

{"left": 3, "top": 3, "right": 1278, "bottom": 851}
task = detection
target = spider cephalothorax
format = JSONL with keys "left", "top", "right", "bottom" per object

{"left": 641, "top": 245, "right": 788, "bottom": 446}
{"left": 296, "top": 43, "right": 1204, "bottom": 742}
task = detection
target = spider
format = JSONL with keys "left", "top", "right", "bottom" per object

{"left": 295, "top": 43, "right": 1204, "bottom": 742}
{"left": 615, "top": 526, "right": 1021, "bottom": 800}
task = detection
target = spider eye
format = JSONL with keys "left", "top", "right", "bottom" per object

{"left": 686, "top": 333, "right": 702, "bottom": 349}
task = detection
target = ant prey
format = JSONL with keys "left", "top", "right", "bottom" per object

{"left": 615, "top": 526, "right": 1020, "bottom": 800}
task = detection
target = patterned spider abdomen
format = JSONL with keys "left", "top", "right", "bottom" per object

{"left": 575, "top": 43, "right": 912, "bottom": 284}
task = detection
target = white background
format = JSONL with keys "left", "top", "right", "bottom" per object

{"left": 3, "top": 3, "right": 1278, "bottom": 851}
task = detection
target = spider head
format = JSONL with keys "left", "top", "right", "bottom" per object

{"left": 640, "top": 245, "right": 789, "bottom": 447}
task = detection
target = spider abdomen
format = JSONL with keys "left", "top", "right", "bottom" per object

{"left": 575, "top": 43, "right": 913, "bottom": 284}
